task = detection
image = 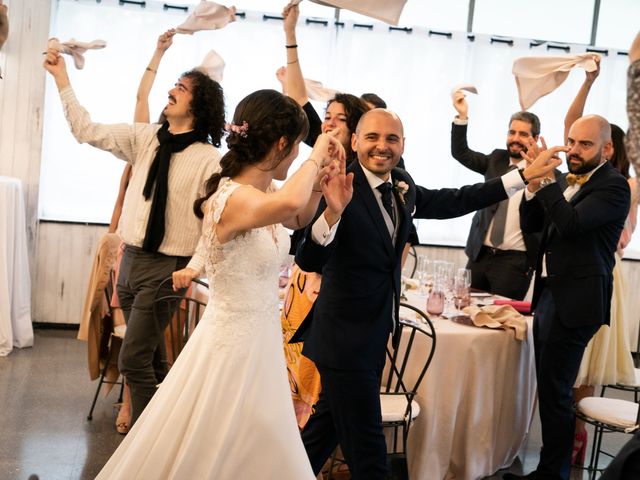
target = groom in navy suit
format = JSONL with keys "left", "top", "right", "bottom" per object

{"left": 294, "top": 109, "right": 561, "bottom": 479}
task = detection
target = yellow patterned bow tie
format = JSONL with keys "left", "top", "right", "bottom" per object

{"left": 566, "top": 173, "right": 589, "bottom": 186}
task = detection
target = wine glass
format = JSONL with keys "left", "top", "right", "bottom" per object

{"left": 453, "top": 268, "right": 471, "bottom": 313}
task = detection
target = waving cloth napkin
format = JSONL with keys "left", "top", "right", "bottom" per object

{"left": 463, "top": 304, "right": 528, "bottom": 341}
{"left": 195, "top": 49, "right": 225, "bottom": 83}
{"left": 47, "top": 38, "right": 106, "bottom": 70}
{"left": 175, "top": 1, "right": 236, "bottom": 34}
{"left": 512, "top": 53, "right": 601, "bottom": 110}
{"left": 291, "top": 0, "right": 407, "bottom": 25}
{"left": 305, "top": 78, "right": 339, "bottom": 102}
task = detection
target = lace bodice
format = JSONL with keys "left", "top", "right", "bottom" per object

{"left": 202, "top": 178, "right": 290, "bottom": 328}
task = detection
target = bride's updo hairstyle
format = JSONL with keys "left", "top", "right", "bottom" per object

{"left": 194, "top": 89, "right": 309, "bottom": 218}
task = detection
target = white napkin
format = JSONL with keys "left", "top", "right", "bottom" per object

{"left": 292, "top": 0, "right": 407, "bottom": 26}
{"left": 304, "top": 78, "right": 339, "bottom": 102}
{"left": 195, "top": 49, "right": 225, "bottom": 83}
{"left": 512, "top": 53, "right": 601, "bottom": 110}
{"left": 450, "top": 83, "right": 478, "bottom": 101}
{"left": 176, "top": 1, "right": 237, "bottom": 34}
{"left": 47, "top": 37, "right": 107, "bottom": 70}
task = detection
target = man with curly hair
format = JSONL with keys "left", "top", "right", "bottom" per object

{"left": 44, "top": 47, "right": 225, "bottom": 424}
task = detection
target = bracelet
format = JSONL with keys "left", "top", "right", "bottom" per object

{"left": 304, "top": 158, "right": 321, "bottom": 174}
{"left": 145, "top": 66, "right": 157, "bottom": 74}
{"left": 285, "top": 44, "right": 298, "bottom": 49}
{"left": 287, "top": 59, "right": 299, "bottom": 65}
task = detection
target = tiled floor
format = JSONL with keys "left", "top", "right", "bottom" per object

{"left": 0, "top": 329, "right": 634, "bottom": 479}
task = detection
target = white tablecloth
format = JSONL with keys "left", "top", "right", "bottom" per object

{"left": 0, "top": 176, "right": 34, "bottom": 356}
{"left": 402, "top": 293, "right": 536, "bottom": 480}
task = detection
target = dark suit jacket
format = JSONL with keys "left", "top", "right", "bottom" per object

{"left": 451, "top": 122, "right": 565, "bottom": 269}
{"left": 520, "top": 161, "right": 630, "bottom": 328}
{"left": 295, "top": 160, "right": 508, "bottom": 370}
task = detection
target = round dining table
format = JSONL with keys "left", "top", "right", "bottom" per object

{"left": 401, "top": 291, "right": 536, "bottom": 480}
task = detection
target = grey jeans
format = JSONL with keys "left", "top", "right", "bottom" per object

{"left": 116, "top": 245, "right": 189, "bottom": 425}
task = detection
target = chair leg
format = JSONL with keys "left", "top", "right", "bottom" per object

{"left": 592, "top": 425, "right": 606, "bottom": 478}
{"left": 87, "top": 359, "right": 111, "bottom": 420}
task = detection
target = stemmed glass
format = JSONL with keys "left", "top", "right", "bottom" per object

{"left": 453, "top": 268, "right": 472, "bottom": 314}
{"left": 415, "top": 256, "right": 431, "bottom": 296}
{"left": 426, "top": 274, "right": 445, "bottom": 317}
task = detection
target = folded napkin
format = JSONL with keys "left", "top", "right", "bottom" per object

{"left": 293, "top": 0, "right": 407, "bottom": 26}
{"left": 512, "top": 53, "right": 601, "bottom": 110}
{"left": 47, "top": 37, "right": 107, "bottom": 70}
{"left": 493, "top": 299, "right": 531, "bottom": 314}
{"left": 463, "top": 304, "right": 527, "bottom": 341}
{"left": 176, "top": 1, "right": 236, "bottom": 34}
{"left": 195, "top": 49, "right": 225, "bottom": 83}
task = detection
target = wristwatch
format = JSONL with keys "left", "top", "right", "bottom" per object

{"left": 539, "top": 177, "right": 556, "bottom": 188}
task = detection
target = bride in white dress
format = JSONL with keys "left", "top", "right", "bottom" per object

{"left": 97, "top": 89, "right": 345, "bottom": 479}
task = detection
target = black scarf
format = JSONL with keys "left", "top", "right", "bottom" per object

{"left": 142, "top": 122, "right": 200, "bottom": 252}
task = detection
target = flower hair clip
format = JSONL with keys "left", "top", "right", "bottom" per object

{"left": 394, "top": 180, "right": 409, "bottom": 205}
{"left": 225, "top": 121, "right": 249, "bottom": 138}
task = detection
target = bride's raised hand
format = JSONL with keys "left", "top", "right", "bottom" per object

{"left": 310, "top": 131, "right": 346, "bottom": 189}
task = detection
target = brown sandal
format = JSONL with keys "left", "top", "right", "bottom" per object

{"left": 115, "top": 403, "right": 131, "bottom": 435}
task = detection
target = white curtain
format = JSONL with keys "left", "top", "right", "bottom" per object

{"left": 40, "top": 0, "right": 635, "bottom": 256}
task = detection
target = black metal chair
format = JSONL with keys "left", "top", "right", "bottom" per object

{"left": 382, "top": 303, "right": 437, "bottom": 457}
{"left": 153, "top": 276, "right": 209, "bottom": 367}
{"left": 574, "top": 394, "right": 640, "bottom": 478}
{"left": 86, "top": 272, "right": 124, "bottom": 420}
{"left": 325, "top": 302, "right": 436, "bottom": 479}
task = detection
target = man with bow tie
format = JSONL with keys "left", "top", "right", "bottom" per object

{"left": 504, "top": 115, "right": 631, "bottom": 480}
{"left": 294, "top": 108, "right": 562, "bottom": 480}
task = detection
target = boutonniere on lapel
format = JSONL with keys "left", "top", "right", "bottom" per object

{"left": 394, "top": 180, "right": 409, "bottom": 205}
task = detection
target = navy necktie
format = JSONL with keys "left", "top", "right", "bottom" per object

{"left": 377, "top": 183, "right": 396, "bottom": 226}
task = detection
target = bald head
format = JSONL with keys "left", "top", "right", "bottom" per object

{"left": 566, "top": 114, "right": 613, "bottom": 174}
{"left": 352, "top": 108, "right": 405, "bottom": 180}
{"left": 356, "top": 108, "right": 404, "bottom": 136}
{"left": 571, "top": 114, "right": 612, "bottom": 144}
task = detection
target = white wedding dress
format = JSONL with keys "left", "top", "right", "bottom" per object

{"left": 97, "top": 179, "right": 315, "bottom": 479}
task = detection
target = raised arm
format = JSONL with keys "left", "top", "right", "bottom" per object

{"left": 563, "top": 56, "right": 600, "bottom": 143}
{"left": 450, "top": 94, "right": 491, "bottom": 174}
{"left": 43, "top": 50, "right": 140, "bottom": 162}
{"left": 216, "top": 134, "right": 345, "bottom": 243}
{"left": 282, "top": 3, "right": 309, "bottom": 106}
{"left": 135, "top": 29, "right": 175, "bottom": 123}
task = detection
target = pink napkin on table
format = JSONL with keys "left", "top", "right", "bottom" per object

{"left": 47, "top": 37, "right": 106, "bottom": 70}
{"left": 292, "top": 0, "right": 407, "bottom": 26}
{"left": 512, "top": 53, "right": 601, "bottom": 110}
{"left": 176, "top": 1, "right": 237, "bottom": 34}
{"left": 493, "top": 299, "right": 531, "bottom": 314}
{"left": 462, "top": 304, "right": 527, "bottom": 341}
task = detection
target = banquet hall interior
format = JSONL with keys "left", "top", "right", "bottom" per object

{"left": 1, "top": 0, "right": 640, "bottom": 479}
